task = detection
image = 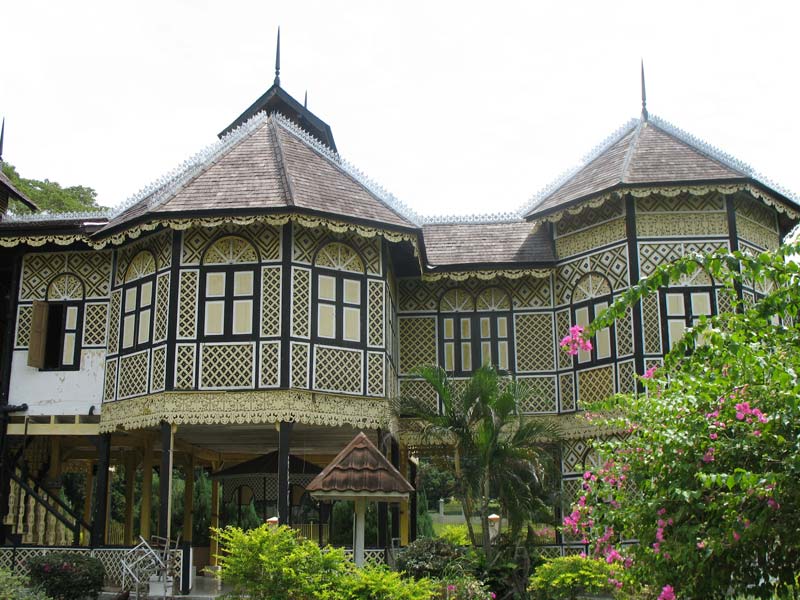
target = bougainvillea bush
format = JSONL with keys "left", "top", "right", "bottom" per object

{"left": 27, "top": 552, "right": 104, "bottom": 600}
{"left": 562, "top": 244, "right": 800, "bottom": 599}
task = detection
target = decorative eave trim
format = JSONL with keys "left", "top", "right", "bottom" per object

{"left": 0, "top": 211, "right": 424, "bottom": 264}
{"left": 421, "top": 267, "right": 552, "bottom": 281}
{"left": 99, "top": 389, "right": 391, "bottom": 433}
{"left": 537, "top": 182, "right": 800, "bottom": 224}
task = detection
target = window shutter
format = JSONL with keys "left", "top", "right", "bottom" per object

{"left": 27, "top": 301, "right": 49, "bottom": 368}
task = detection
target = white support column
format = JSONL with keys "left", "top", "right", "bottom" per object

{"left": 354, "top": 498, "right": 366, "bottom": 568}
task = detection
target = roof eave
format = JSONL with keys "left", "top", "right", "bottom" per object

{"left": 523, "top": 177, "right": 767, "bottom": 222}
{"left": 425, "top": 260, "right": 555, "bottom": 273}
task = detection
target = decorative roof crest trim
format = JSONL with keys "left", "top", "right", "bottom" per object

{"left": 271, "top": 112, "right": 423, "bottom": 226}
{"left": 4, "top": 210, "right": 111, "bottom": 223}
{"left": 127, "top": 110, "right": 272, "bottom": 217}
{"left": 521, "top": 118, "right": 638, "bottom": 216}
{"left": 420, "top": 212, "right": 523, "bottom": 225}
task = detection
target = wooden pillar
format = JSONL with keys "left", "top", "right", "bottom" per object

{"left": 354, "top": 498, "right": 366, "bottom": 567}
{"left": 123, "top": 453, "right": 136, "bottom": 545}
{"left": 182, "top": 455, "right": 194, "bottom": 544}
{"left": 209, "top": 466, "right": 220, "bottom": 567}
{"left": 399, "top": 444, "right": 409, "bottom": 546}
{"left": 390, "top": 439, "right": 400, "bottom": 541}
{"left": 105, "top": 464, "right": 113, "bottom": 545}
{"left": 82, "top": 462, "right": 94, "bottom": 545}
{"left": 46, "top": 437, "right": 61, "bottom": 490}
{"left": 140, "top": 438, "right": 153, "bottom": 540}
{"left": 277, "top": 421, "right": 294, "bottom": 525}
{"left": 377, "top": 429, "right": 388, "bottom": 549}
{"left": 158, "top": 422, "right": 175, "bottom": 539}
{"left": 90, "top": 434, "right": 111, "bottom": 546}
{"left": 409, "top": 460, "right": 418, "bottom": 543}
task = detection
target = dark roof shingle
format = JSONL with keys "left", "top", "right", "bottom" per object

{"left": 422, "top": 221, "right": 554, "bottom": 268}
{"left": 306, "top": 432, "right": 413, "bottom": 496}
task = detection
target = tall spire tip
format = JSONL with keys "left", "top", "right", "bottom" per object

{"left": 640, "top": 59, "right": 648, "bottom": 122}
{"left": 274, "top": 27, "right": 281, "bottom": 87}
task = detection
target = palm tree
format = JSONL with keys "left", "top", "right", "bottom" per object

{"left": 393, "top": 364, "right": 558, "bottom": 561}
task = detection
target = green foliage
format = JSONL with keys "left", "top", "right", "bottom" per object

{"left": 437, "top": 524, "right": 471, "bottom": 547}
{"left": 435, "top": 573, "right": 495, "bottom": 599}
{"left": 0, "top": 567, "right": 51, "bottom": 600}
{"left": 396, "top": 537, "right": 467, "bottom": 580}
{"left": 417, "top": 490, "right": 435, "bottom": 538}
{"left": 215, "top": 524, "right": 352, "bottom": 600}
{"left": 394, "top": 364, "right": 558, "bottom": 561}
{"left": 330, "top": 500, "right": 382, "bottom": 547}
{"left": 339, "top": 567, "right": 437, "bottom": 600}
{"left": 419, "top": 459, "right": 456, "bottom": 509}
{"left": 528, "top": 556, "right": 623, "bottom": 600}
{"left": 567, "top": 244, "right": 800, "bottom": 598}
{"left": 215, "top": 524, "right": 438, "bottom": 600}
{"left": 1, "top": 163, "right": 101, "bottom": 214}
{"left": 27, "top": 552, "right": 104, "bottom": 600}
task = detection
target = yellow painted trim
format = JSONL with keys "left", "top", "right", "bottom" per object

{"left": 6, "top": 423, "right": 101, "bottom": 436}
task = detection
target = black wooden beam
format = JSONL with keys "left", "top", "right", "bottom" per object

{"left": 90, "top": 433, "right": 111, "bottom": 546}
{"left": 158, "top": 421, "right": 172, "bottom": 538}
{"left": 277, "top": 421, "right": 294, "bottom": 524}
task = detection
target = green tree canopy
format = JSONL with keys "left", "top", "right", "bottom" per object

{"left": 2, "top": 162, "right": 102, "bottom": 213}
{"left": 565, "top": 244, "right": 800, "bottom": 599}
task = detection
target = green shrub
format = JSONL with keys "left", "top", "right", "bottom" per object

{"left": 27, "top": 553, "right": 104, "bottom": 600}
{"left": 437, "top": 524, "right": 471, "bottom": 547}
{"left": 0, "top": 566, "right": 51, "bottom": 600}
{"left": 396, "top": 537, "right": 466, "bottom": 580}
{"left": 341, "top": 566, "right": 436, "bottom": 600}
{"left": 528, "top": 555, "right": 623, "bottom": 600}
{"left": 215, "top": 524, "right": 352, "bottom": 600}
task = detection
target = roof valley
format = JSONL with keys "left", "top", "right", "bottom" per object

{"left": 269, "top": 118, "right": 296, "bottom": 206}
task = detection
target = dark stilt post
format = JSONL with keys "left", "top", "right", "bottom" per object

{"left": 376, "top": 429, "right": 388, "bottom": 549}
{"left": 277, "top": 421, "right": 294, "bottom": 525}
{"left": 90, "top": 433, "right": 111, "bottom": 546}
{"left": 390, "top": 439, "right": 400, "bottom": 541}
{"left": 158, "top": 422, "right": 173, "bottom": 539}
{"left": 409, "top": 460, "right": 418, "bottom": 543}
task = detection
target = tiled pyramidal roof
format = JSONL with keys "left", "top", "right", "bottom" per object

{"left": 99, "top": 111, "right": 420, "bottom": 232}
{"left": 306, "top": 432, "right": 413, "bottom": 497}
{"left": 523, "top": 115, "right": 800, "bottom": 219}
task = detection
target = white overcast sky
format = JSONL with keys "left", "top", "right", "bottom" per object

{"left": 2, "top": 1, "right": 799, "bottom": 218}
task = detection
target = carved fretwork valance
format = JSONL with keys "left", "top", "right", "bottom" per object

{"left": 99, "top": 389, "right": 391, "bottom": 433}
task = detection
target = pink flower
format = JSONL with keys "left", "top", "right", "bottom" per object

{"left": 697, "top": 540, "right": 706, "bottom": 549}
{"left": 702, "top": 447, "right": 715, "bottom": 463}
{"left": 657, "top": 508, "right": 667, "bottom": 516}
{"left": 733, "top": 531, "right": 740, "bottom": 542}
{"left": 643, "top": 365, "right": 658, "bottom": 379}
{"left": 753, "top": 430, "right": 761, "bottom": 437}
{"left": 768, "top": 498, "right": 780, "bottom": 510}
{"left": 658, "top": 585, "right": 676, "bottom": 600}
{"left": 709, "top": 433, "right": 718, "bottom": 440}
{"left": 491, "top": 593, "right": 496, "bottom": 599}
{"left": 569, "top": 324, "right": 584, "bottom": 336}
{"left": 447, "top": 584, "right": 456, "bottom": 592}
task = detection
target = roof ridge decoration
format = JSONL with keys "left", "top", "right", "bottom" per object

{"left": 271, "top": 112, "right": 422, "bottom": 226}
{"left": 420, "top": 212, "right": 523, "bottom": 225}
{"left": 5, "top": 209, "right": 110, "bottom": 223}
{"left": 521, "top": 118, "right": 639, "bottom": 216}
{"left": 133, "top": 110, "right": 271, "bottom": 217}
{"left": 647, "top": 115, "right": 800, "bottom": 205}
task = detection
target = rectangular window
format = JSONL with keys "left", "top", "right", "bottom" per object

{"left": 440, "top": 313, "right": 513, "bottom": 375}
{"left": 313, "top": 273, "right": 364, "bottom": 345}
{"left": 663, "top": 289, "right": 714, "bottom": 350}
{"left": 27, "top": 301, "right": 82, "bottom": 370}
{"left": 201, "top": 268, "right": 257, "bottom": 339}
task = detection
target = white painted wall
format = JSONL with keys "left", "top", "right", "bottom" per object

{"left": 9, "top": 349, "right": 105, "bottom": 415}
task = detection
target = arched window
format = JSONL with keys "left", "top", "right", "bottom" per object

{"left": 312, "top": 243, "right": 365, "bottom": 346}
{"left": 199, "top": 236, "right": 259, "bottom": 340}
{"left": 570, "top": 273, "right": 614, "bottom": 366}
{"left": 121, "top": 251, "right": 157, "bottom": 353}
{"left": 439, "top": 287, "right": 513, "bottom": 375}
{"left": 33, "top": 273, "right": 85, "bottom": 369}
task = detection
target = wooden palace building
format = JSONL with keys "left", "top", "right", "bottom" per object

{"left": 0, "top": 52, "right": 798, "bottom": 589}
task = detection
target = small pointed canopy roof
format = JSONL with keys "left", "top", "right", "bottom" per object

{"left": 101, "top": 113, "right": 416, "bottom": 235}
{"left": 0, "top": 119, "right": 39, "bottom": 213}
{"left": 306, "top": 432, "right": 413, "bottom": 501}
{"left": 523, "top": 115, "right": 799, "bottom": 220}
{"left": 218, "top": 29, "right": 336, "bottom": 150}
{"left": 210, "top": 451, "right": 322, "bottom": 479}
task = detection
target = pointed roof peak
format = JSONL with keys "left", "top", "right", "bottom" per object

{"left": 0, "top": 117, "right": 5, "bottom": 163}
{"left": 274, "top": 27, "right": 281, "bottom": 87}
{"left": 640, "top": 60, "right": 648, "bottom": 122}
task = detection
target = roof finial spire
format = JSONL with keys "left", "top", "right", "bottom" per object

{"left": 640, "top": 59, "right": 648, "bottom": 122}
{"left": 274, "top": 27, "right": 281, "bottom": 86}
{"left": 304, "top": 90, "right": 307, "bottom": 108}
{"left": 0, "top": 118, "right": 4, "bottom": 163}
